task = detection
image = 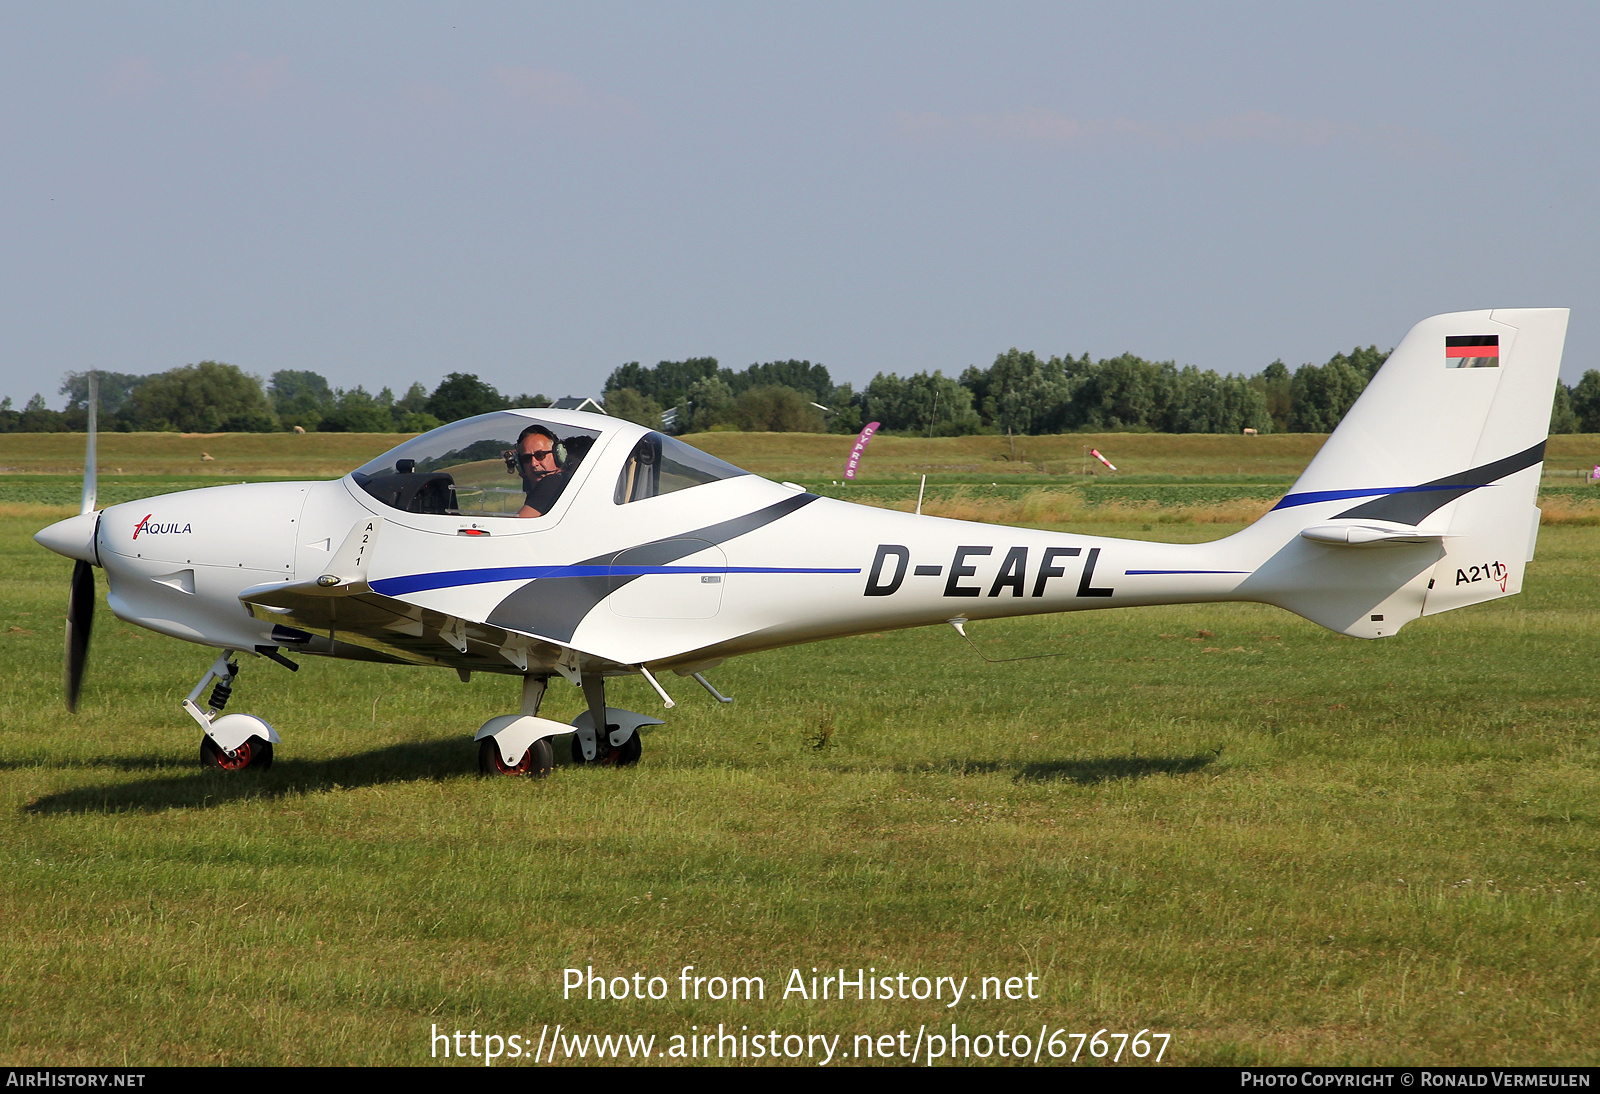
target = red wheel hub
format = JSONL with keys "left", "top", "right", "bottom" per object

{"left": 215, "top": 741, "right": 253, "bottom": 771}
{"left": 491, "top": 746, "right": 533, "bottom": 775}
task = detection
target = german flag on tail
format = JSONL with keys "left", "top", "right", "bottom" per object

{"left": 1446, "top": 334, "right": 1499, "bottom": 368}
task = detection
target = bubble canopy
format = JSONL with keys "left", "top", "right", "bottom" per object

{"left": 349, "top": 411, "right": 748, "bottom": 518}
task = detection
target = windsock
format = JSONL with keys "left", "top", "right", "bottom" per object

{"left": 1090, "top": 448, "right": 1117, "bottom": 471}
{"left": 844, "top": 422, "right": 881, "bottom": 480}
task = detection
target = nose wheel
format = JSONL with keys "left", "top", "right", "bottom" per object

{"left": 184, "top": 651, "right": 283, "bottom": 771}
{"left": 200, "top": 735, "right": 274, "bottom": 771}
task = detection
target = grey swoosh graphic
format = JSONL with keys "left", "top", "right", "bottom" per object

{"left": 486, "top": 492, "right": 820, "bottom": 643}
{"left": 1333, "top": 441, "right": 1546, "bottom": 524}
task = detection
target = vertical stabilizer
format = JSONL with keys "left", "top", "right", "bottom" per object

{"left": 1235, "top": 309, "right": 1568, "bottom": 637}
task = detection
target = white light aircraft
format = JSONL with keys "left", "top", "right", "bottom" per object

{"left": 35, "top": 309, "right": 1568, "bottom": 775}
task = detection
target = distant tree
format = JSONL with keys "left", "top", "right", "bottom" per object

{"left": 684, "top": 375, "right": 735, "bottom": 432}
{"left": 321, "top": 386, "right": 396, "bottom": 432}
{"left": 269, "top": 370, "right": 336, "bottom": 431}
{"left": 863, "top": 371, "right": 980, "bottom": 434}
{"left": 1164, "top": 367, "right": 1272, "bottom": 434}
{"left": 506, "top": 392, "right": 551, "bottom": 409}
{"left": 824, "top": 382, "right": 862, "bottom": 434}
{"left": 426, "top": 373, "right": 507, "bottom": 423}
{"left": 16, "top": 393, "right": 67, "bottom": 432}
{"left": 606, "top": 357, "right": 719, "bottom": 409}
{"left": 1550, "top": 382, "right": 1579, "bottom": 434}
{"left": 727, "top": 360, "right": 834, "bottom": 403}
{"left": 1289, "top": 356, "right": 1366, "bottom": 433}
{"left": 60, "top": 371, "right": 147, "bottom": 422}
{"left": 604, "top": 357, "right": 839, "bottom": 421}
{"left": 1570, "top": 370, "right": 1600, "bottom": 432}
{"left": 973, "top": 349, "right": 1073, "bottom": 435}
{"left": 1335, "top": 345, "right": 1390, "bottom": 381}
{"left": 728, "top": 386, "right": 825, "bottom": 432}
{"left": 123, "top": 363, "right": 278, "bottom": 432}
{"left": 387, "top": 382, "right": 439, "bottom": 431}
{"left": 603, "top": 387, "right": 665, "bottom": 428}
{"left": 1254, "top": 359, "right": 1292, "bottom": 434}
{"left": 396, "top": 411, "right": 442, "bottom": 433}
{"left": 1283, "top": 347, "right": 1389, "bottom": 433}
{"left": 394, "top": 381, "right": 431, "bottom": 417}
{"left": 1065, "top": 353, "right": 1166, "bottom": 431}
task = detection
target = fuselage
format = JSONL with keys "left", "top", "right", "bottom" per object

{"left": 51, "top": 443, "right": 1278, "bottom": 676}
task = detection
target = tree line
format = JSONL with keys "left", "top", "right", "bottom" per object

{"left": 5, "top": 350, "right": 1599, "bottom": 436}
{"left": 604, "top": 345, "right": 1388, "bottom": 436}
{"left": 0, "top": 364, "right": 548, "bottom": 434}
{"left": 602, "top": 347, "right": 1600, "bottom": 436}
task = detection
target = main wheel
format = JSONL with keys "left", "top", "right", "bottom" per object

{"left": 479, "top": 736, "right": 553, "bottom": 777}
{"left": 613, "top": 729, "right": 642, "bottom": 767}
{"left": 571, "top": 727, "right": 641, "bottom": 767}
{"left": 200, "top": 735, "right": 273, "bottom": 771}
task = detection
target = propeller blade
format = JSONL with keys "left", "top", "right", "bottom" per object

{"left": 80, "top": 371, "right": 97, "bottom": 516}
{"left": 65, "top": 559, "right": 94, "bottom": 712}
{"left": 66, "top": 372, "right": 99, "bottom": 711}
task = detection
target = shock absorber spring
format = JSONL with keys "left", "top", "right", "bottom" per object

{"left": 208, "top": 663, "right": 239, "bottom": 712}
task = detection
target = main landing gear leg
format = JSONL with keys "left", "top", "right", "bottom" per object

{"left": 571, "top": 674, "right": 642, "bottom": 766}
{"left": 183, "top": 650, "right": 280, "bottom": 771}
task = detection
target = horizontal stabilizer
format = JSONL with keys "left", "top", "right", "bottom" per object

{"left": 1299, "top": 522, "right": 1450, "bottom": 547}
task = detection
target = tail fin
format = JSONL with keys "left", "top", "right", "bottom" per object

{"left": 1236, "top": 308, "right": 1568, "bottom": 638}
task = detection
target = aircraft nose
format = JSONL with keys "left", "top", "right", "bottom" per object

{"left": 35, "top": 511, "right": 100, "bottom": 565}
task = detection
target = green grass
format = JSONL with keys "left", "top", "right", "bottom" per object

{"left": 1, "top": 439, "right": 1598, "bottom": 1066}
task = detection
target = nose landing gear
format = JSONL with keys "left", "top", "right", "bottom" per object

{"left": 184, "top": 651, "right": 280, "bottom": 771}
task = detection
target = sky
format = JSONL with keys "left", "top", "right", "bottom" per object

{"left": 2, "top": 2, "right": 1597, "bottom": 408}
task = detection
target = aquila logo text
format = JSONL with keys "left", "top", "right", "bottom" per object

{"left": 132, "top": 514, "right": 192, "bottom": 540}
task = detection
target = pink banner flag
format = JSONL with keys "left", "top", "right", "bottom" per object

{"left": 1090, "top": 448, "right": 1117, "bottom": 472}
{"left": 844, "top": 421, "right": 881, "bottom": 480}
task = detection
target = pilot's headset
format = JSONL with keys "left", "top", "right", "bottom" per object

{"left": 504, "top": 427, "right": 567, "bottom": 476}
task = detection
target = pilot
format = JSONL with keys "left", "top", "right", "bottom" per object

{"left": 512, "top": 424, "right": 567, "bottom": 518}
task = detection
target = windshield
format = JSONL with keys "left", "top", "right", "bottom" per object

{"left": 351, "top": 411, "right": 604, "bottom": 518}
{"left": 614, "top": 432, "right": 750, "bottom": 504}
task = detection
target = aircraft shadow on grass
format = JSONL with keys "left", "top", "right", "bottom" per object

{"left": 23, "top": 737, "right": 481, "bottom": 815}
{"left": 0, "top": 754, "right": 197, "bottom": 773}
{"left": 910, "top": 752, "right": 1218, "bottom": 785}
{"left": 22, "top": 744, "right": 1219, "bottom": 814}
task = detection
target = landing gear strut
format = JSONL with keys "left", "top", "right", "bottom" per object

{"left": 568, "top": 673, "right": 659, "bottom": 766}
{"left": 475, "top": 669, "right": 665, "bottom": 776}
{"left": 184, "top": 651, "right": 280, "bottom": 771}
{"left": 569, "top": 673, "right": 636, "bottom": 765}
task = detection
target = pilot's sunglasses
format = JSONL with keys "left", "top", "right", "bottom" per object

{"left": 518, "top": 450, "right": 555, "bottom": 465}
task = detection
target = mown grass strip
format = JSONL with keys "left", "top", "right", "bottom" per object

{"left": 2, "top": 438, "right": 1597, "bottom": 1065}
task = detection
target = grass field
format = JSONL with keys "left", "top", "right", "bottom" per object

{"left": 6, "top": 427, "right": 1600, "bottom": 481}
{"left": 2, "top": 432, "right": 1598, "bottom": 1066}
